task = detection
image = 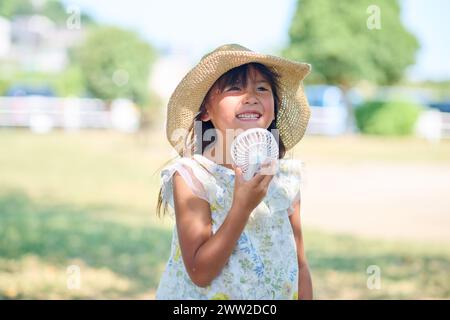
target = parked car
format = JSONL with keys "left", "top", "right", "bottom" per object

{"left": 428, "top": 101, "right": 450, "bottom": 113}
{"left": 5, "top": 84, "right": 55, "bottom": 97}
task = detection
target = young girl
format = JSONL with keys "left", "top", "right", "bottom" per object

{"left": 155, "top": 44, "right": 313, "bottom": 300}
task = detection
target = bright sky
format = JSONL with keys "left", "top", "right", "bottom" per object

{"left": 63, "top": 0, "right": 450, "bottom": 81}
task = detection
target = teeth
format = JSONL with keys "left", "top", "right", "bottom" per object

{"left": 237, "top": 113, "right": 260, "bottom": 119}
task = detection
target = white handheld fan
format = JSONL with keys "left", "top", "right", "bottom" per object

{"left": 230, "top": 128, "right": 279, "bottom": 181}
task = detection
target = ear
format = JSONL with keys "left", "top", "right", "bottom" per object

{"left": 200, "top": 110, "right": 211, "bottom": 122}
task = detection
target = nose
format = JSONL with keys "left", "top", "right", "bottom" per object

{"left": 243, "top": 87, "right": 258, "bottom": 104}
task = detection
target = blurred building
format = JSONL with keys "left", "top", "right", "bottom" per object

{"left": 0, "top": 14, "right": 84, "bottom": 73}
{"left": 0, "top": 16, "right": 11, "bottom": 58}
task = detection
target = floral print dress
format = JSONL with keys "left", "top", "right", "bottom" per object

{"left": 155, "top": 154, "right": 304, "bottom": 300}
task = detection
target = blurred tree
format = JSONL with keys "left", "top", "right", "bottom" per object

{"left": 0, "top": 0, "right": 94, "bottom": 26}
{"left": 0, "top": 0, "right": 31, "bottom": 17}
{"left": 53, "top": 65, "right": 85, "bottom": 97}
{"left": 0, "top": 78, "right": 12, "bottom": 95}
{"left": 355, "top": 100, "right": 422, "bottom": 136}
{"left": 283, "top": 0, "right": 419, "bottom": 131}
{"left": 40, "top": 0, "right": 94, "bottom": 25}
{"left": 74, "top": 26, "right": 157, "bottom": 106}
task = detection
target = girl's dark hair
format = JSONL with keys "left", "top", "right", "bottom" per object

{"left": 157, "top": 62, "right": 285, "bottom": 217}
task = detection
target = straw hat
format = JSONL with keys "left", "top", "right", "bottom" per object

{"left": 165, "top": 43, "right": 312, "bottom": 156}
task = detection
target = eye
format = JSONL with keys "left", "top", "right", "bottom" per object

{"left": 258, "top": 86, "right": 269, "bottom": 91}
{"left": 227, "top": 86, "right": 241, "bottom": 91}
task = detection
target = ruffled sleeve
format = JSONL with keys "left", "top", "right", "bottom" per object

{"left": 265, "top": 159, "right": 305, "bottom": 216}
{"left": 160, "top": 157, "right": 217, "bottom": 219}
{"left": 283, "top": 160, "right": 303, "bottom": 216}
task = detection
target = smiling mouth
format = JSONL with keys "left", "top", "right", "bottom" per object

{"left": 236, "top": 112, "right": 262, "bottom": 121}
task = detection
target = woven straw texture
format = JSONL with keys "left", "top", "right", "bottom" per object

{"left": 165, "top": 44, "right": 312, "bottom": 156}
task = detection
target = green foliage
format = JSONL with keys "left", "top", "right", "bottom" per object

{"left": 74, "top": 26, "right": 157, "bottom": 106}
{"left": 0, "top": 0, "right": 94, "bottom": 25}
{"left": 41, "top": 0, "right": 95, "bottom": 26}
{"left": 40, "top": 0, "right": 72, "bottom": 25}
{"left": 0, "top": 0, "right": 31, "bottom": 18}
{"left": 283, "top": 0, "right": 419, "bottom": 86}
{"left": 0, "top": 78, "right": 12, "bottom": 95}
{"left": 2, "top": 71, "right": 53, "bottom": 90}
{"left": 355, "top": 100, "right": 423, "bottom": 136}
{"left": 53, "top": 65, "right": 86, "bottom": 97}
{"left": 0, "top": 67, "right": 86, "bottom": 97}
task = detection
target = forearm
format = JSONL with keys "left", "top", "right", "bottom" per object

{"left": 298, "top": 262, "right": 313, "bottom": 300}
{"left": 191, "top": 204, "right": 250, "bottom": 287}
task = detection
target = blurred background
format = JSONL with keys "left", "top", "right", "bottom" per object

{"left": 0, "top": 0, "right": 449, "bottom": 299}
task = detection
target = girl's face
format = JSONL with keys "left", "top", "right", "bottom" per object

{"left": 201, "top": 66, "right": 275, "bottom": 137}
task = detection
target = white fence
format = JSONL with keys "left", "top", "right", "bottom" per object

{"left": 0, "top": 96, "right": 139, "bottom": 133}
{"left": 415, "top": 109, "right": 450, "bottom": 141}
{"left": 306, "top": 106, "right": 348, "bottom": 136}
{"left": 1, "top": 97, "right": 449, "bottom": 139}
{"left": 307, "top": 105, "right": 450, "bottom": 140}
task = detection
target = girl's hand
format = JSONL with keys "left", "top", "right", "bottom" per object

{"left": 231, "top": 160, "right": 277, "bottom": 215}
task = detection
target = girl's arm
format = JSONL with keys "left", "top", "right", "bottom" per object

{"left": 172, "top": 169, "right": 272, "bottom": 288}
{"left": 288, "top": 197, "right": 313, "bottom": 300}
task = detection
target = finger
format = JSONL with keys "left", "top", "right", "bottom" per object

{"left": 250, "top": 171, "right": 266, "bottom": 184}
{"left": 259, "top": 160, "right": 278, "bottom": 176}
{"left": 260, "top": 173, "right": 275, "bottom": 189}
{"left": 251, "top": 162, "right": 275, "bottom": 183}
{"left": 251, "top": 174, "right": 273, "bottom": 194}
{"left": 233, "top": 165, "right": 244, "bottom": 183}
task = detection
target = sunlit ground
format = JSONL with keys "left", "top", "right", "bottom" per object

{"left": 0, "top": 128, "right": 449, "bottom": 299}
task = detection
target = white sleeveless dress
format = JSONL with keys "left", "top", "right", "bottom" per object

{"left": 155, "top": 154, "right": 304, "bottom": 300}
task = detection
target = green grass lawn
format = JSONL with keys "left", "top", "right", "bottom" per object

{"left": 0, "top": 129, "right": 449, "bottom": 299}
